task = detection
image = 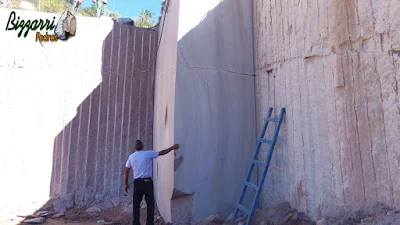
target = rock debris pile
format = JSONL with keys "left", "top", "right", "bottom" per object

{"left": 14, "top": 194, "right": 163, "bottom": 225}
{"left": 9, "top": 199, "right": 400, "bottom": 225}
{"left": 194, "top": 202, "right": 400, "bottom": 225}
{"left": 318, "top": 203, "right": 400, "bottom": 225}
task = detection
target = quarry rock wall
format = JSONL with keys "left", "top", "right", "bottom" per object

{"left": 0, "top": 9, "right": 157, "bottom": 212}
{"left": 254, "top": 0, "right": 400, "bottom": 221}
{"left": 152, "top": 0, "right": 180, "bottom": 223}
{"left": 173, "top": 0, "right": 256, "bottom": 223}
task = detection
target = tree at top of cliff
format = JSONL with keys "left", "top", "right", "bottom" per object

{"left": 134, "top": 9, "right": 157, "bottom": 28}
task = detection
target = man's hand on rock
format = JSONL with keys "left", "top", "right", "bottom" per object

{"left": 172, "top": 144, "right": 180, "bottom": 150}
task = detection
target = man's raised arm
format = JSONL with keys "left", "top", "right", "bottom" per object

{"left": 159, "top": 144, "right": 180, "bottom": 156}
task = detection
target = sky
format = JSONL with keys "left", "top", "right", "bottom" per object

{"left": 81, "top": 0, "right": 162, "bottom": 19}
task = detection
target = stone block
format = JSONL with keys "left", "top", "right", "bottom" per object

{"left": 110, "top": 196, "right": 132, "bottom": 207}
{"left": 86, "top": 205, "right": 101, "bottom": 214}
{"left": 34, "top": 211, "right": 54, "bottom": 218}
{"left": 51, "top": 212, "right": 65, "bottom": 219}
{"left": 25, "top": 217, "right": 45, "bottom": 224}
{"left": 141, "top": 199, "right": 147, "bottom": 209}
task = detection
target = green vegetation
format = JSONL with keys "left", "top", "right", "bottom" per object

{"left": 79, "top": 3, "right": 97, "bottom": 17}
{"left": 134, "top": 9, "right": 157, "bottom": 28}
{"left": 40, "top": 0, "right": 69, "bottom": 13}
{"left": 6, "top": 0, "right": 25, "bottom": 9}
{"left": 109, "top": 11, "right": 120, "bottom": 20}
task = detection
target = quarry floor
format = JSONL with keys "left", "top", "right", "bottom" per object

{"left": 1, "top": 199, "right": 400, "bottom": 225}
{"left": 1, "top": 204, "right": 162, "bottom": 225}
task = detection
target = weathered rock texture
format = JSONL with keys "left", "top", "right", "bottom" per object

{"left": 50, "top": 22, "right": 158, "bottom": 205}
{"left": 254, "top": 0, "right": 400, "bottom": 221}
{"left": 173, "top": 0, "right": 256, "bottom": 223}
{"left": 0, "top": 9, "right": 157, "bottom": 212}
{"left": 153, "top": 0, "right": 256, "bottom": 223}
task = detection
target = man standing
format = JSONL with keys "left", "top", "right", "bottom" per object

{"left": 124, "top": 140, "right": 180, "bottom": 225}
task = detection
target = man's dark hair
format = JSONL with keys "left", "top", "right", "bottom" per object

{"left": 135, "top": 140, "right": 144, "bottom": 150}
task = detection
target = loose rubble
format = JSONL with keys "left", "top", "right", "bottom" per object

{"left": 4, "top": 197, "right": 398, "bottom": 225}
{"left": 195, "top": 214, "right": 225, "bottom": 225}
{"left": 51, "top": 212, "right": 65, "bottom": 219}
{"left": 34, "top": 211, "right": 54, "bottom": 218}
{"left": 25, "top": 217, "right": 46, "bottom": 224}
{"left": 110, "top": 196, "right": 132, "bottom": 207}
{"left": 0, "top": 194, "right": 159, "bottom": 224}
{"left": 85, "top": 205, "right": 101, "bottom": 214}
{"left": 201, "top": 202, "right": 400, "bottom": 225}
{"left": 319, "top": 203, "right": 400, "bottom": 225}
{"left": 255, "top": 202, "right": 315, "bottom": 225}
{"left": 54, "top": 198, "right": 163, "bottom": 225}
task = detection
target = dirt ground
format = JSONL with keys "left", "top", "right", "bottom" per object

{"left": 39, "top": 206, "right": 162, "bottom": 225}
{"left": 2, "top": 200, "right": 400, "bottom": 225}
{"left": 1, "top": 201, "right": 164, "bottom": 225}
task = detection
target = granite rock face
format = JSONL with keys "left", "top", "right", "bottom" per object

{"left": 254, "top": 0, "right": 400, "bottom": 220}
{"left": 48, "top": 22, "right": 157, "bottom": 205}
{"left": 153, "top": 0, "right": 256, "bottom": 223}
{"left": 152, "top": 0, "right": 180, "bottom": 223}
{"left": 0, "top": 9, "right": 157, "bottom": 211}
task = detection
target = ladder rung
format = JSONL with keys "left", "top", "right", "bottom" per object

{"left": 252, "top": 159, "right": 266, "bottom": 167}
{"left": 244, "top": 181, "right": 259, "bottom": 190}
{"left": 265, "top": 117, "right": 280, "bottom": 122}
{"left": 235, "top": 108, "right": 286, "bottom": 225}
{"left": 257, "top": 138, "right": 273, "bottom": 144}
{"left": 236, "top": 204, "right": 249, "bottom": 215}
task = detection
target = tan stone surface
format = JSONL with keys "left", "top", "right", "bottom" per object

{"left": 154, "top": 0, "right": 256, "bottom": 223}
{"left": 254, "top": 0, "right": 400, "bottom": 220}
{"left": 173, "top": 0, "right": 255, "bottom": 223}
{"left": 152, "top": 0, "right": 180, "bottom": 223}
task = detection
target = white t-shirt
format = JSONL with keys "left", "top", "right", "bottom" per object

{"left": 125, "top": 150, "right": 159, "bottom": 179}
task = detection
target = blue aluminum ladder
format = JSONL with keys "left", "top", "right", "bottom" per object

{"left": 233, "top": 107, "right": 286, "bottom": 225}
